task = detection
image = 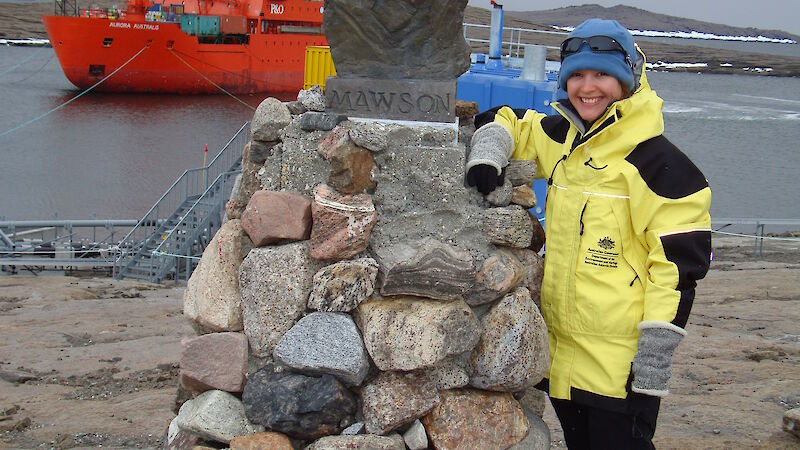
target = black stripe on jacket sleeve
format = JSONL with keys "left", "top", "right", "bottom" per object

{"left": 661, "top": 230, "right": 712, "bottom": 328}
{"left": 474, "top": 105, "right": 527, "bottom": 129}
{"left": 625, "top": 136, "right": 708, "bottom": 200}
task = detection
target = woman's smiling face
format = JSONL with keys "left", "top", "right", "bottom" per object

{"left": 566, "top": 69, "right": 624, "bottom": 123}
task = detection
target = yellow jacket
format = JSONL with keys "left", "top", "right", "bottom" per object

{"left": 490, "top": 72, "right": 712, "bottom": 409}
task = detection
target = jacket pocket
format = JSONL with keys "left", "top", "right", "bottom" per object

{"left": 573, "top": 195, "right": 640, "bottom": 337}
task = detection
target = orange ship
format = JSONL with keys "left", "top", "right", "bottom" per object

{"left": 42, "top": 0, "right": 327, "bottom": 93}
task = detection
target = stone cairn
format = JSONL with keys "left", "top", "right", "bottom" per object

{"left": 165, "top": 1, "right": 550, "bottom": 449}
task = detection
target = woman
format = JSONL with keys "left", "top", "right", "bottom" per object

{"left": 465, "top": 18, "right": 712, "bottom": 449}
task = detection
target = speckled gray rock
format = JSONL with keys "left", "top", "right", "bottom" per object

{"left": 506, "top": 160, "right": 538, "bottom": 187}
{"left": 517, "top": 388, "right": 547, "bottom": 418}
{"left": 323, "top": 0, "right": 470, "bottom": 80}
{"left": 483, "top": 206, "right": 534, "bottom": 248}
{"left": 341, "top": 421, "right": 364, "bottom": 435}
{"left": 252, "top": 97, "right": 291, "bottom": 142}
{"left": 465, "top": 248, "right": 526, "bottom": 306}
{"left": 298, "top": 85, "right": 327, "bottom": 112}
{"left": 239, "top": 242, "right": 317, "bottom": 357}
{"left": 300, "top": 112, "right": 348, "bottom": 132}
{"left": 273, "top": 312, "right": 370, "bottom": 386}
{"left": 354, "top": 296, "right": 481, "bottom": 371}
{"left": 175, "top": 390, "right": 263, "bottom": 444}
{"left": 470, "top": 287, "right": 550, "bottom": 392}
{"left": 308, "top": 258, "right": 379, "bottom": 312}
{"left": 486, "top": 176, "right": 513, "bottom": 207}
{"left": 375, "top": 239, "right": 476, "bottom": 301}
{"left": 507, "top": 248, "right": 545, "bottom": 307}
{"left": 403, "top": 420, "right": 428, "bottom": 450}
{"left": 421, "top": 389, "right": 529, "bottom": 449}
{"left": 183, "top": 220, "right": 246, "bottom": 333}
{"left": 423, "top": 358, "right": 470, "bottom": 390}
{"left": 306, "top": 434, "right": 406, "bottom": 450}
{"left": 510, "top": 413, "right": 550, "bottom": 450}
{"left": 347, "top": 121, "right": 394, "bottom": 153}
{"left": 361, "top": 371, "right": 440, "bottom": 435}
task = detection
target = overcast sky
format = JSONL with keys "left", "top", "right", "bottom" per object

{"left": 467, "top": 0, "right": 800, "bottom": 36}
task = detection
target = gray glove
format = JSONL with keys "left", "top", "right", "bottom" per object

{"left": 466, "top": 122, "right": 514, "bottom": 177}
{"left": 631, "top": 322, "right": 686, "bottom": 397}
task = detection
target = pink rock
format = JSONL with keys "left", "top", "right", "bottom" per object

{"left": 179, "top": 332, "right": 248, "bottom": 393}
{"left": 310, "top": 184, "right": 376, "bottom": 260}
{"left": 241, "top": 190, "right": 312, "bottom": 247}
{"left": 317, "top": 126, "right": 352, "bottom": 160}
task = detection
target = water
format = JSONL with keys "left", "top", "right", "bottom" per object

{"left": 636, "top": 36, "right": 800, "bottom": 58}
{"left": 1, "top": 46, "right": 799, "bottom": 225}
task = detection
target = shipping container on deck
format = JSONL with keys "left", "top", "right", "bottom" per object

{"left": 180, "top": 14, "right": 198, "bottom": 35}
{"left": 197, "top": 16, "right": 220, "bottom": 36}
{"left": 219, "top": 15, "right": 248, "bottom": 34}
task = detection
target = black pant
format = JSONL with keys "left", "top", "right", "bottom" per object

{"left": 550, "top": 393, "right": 660, "bottom": 450}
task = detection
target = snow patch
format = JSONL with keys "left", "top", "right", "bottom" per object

{"left": 552, "top": 25, "right": 796, "bottom": 44}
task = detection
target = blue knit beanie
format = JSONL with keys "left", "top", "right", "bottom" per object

{"left": 558, "top": 18, "right": 636, "bottom": 92}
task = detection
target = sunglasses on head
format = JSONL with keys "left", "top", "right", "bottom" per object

{"left": 560, "top": 36, "right": 633, "bottom": 68}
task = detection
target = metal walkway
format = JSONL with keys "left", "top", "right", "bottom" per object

{"left": 112, "top": 122, "right": 248, "bottom": 282}
{"left": 1, "top": 123, "right": 248, "bottom": 282}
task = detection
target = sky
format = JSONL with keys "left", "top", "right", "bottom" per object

{"left": 467, "top": 0, "right": 800, "bottom": 36}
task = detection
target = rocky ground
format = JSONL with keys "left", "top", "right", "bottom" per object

{"left": 1, "top": 234, "right": 798, "bottom": 449}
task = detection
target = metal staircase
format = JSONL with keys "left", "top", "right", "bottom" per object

{"left": 113, "top": 123, "right": 249, "bottom": 282}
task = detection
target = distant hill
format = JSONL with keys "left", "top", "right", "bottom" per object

{"left": 512, "top": 4, "right": 799, "bottom": 42}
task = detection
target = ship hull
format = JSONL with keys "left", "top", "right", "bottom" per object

{"left": 42, "top": 15, "right": 327, "bottom": 94}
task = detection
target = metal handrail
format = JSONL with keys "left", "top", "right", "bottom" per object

{"left": 150, "top": 170, "right": 241, "bottom": 281}
{"left": 112, "top": 122, "right": 249, "bottom": 279}
{"left": 463, "top": 22, "right": 563, "bottom": 57}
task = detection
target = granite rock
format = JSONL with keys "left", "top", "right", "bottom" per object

{"left": 229, "top": 431, "right": 294, "bottom": 450}
{"left": 422, "top": 389, "right": 529, "bottom": 450}
{"left": 465, "top": 248, "right": 526, "bottom": 306}
{"left": 176, "top": 390, "right": 263, "bottom": 444}
{"left": 327, "top": 139, "right": 377, "bottom": 194}
{"left": 306, "top": 434, "right": 406, "bottom": 450}
{"left": 510, "top": 413, "right": 550, "bottom": 450}
{"left": 354, "top": 296, "right": 480, "bottom": 371}
{"left": 309, "top": 184, "right": 376, "bottom": 260}
{"left": 486, "top": 176, "right": 513, "bottom": 207}
{"left": 180, "top": 332, "right": 248, "bottom": 394}
{"left": 273, "top": 312, "right": 370, "bottom": 386}
{"left": 507, "top": 248, "right": 545, "bottom": 306}
{"left": 239, "top": 242, "right": 317, "bottom": 357}
{"left": 298, "top": 85, "right": 327, "bottom": 112}
{"left": 361, "top": 371, "right": 440, "bottom": 435}
{"left": 483, "top": 206, "right": 534, "bottom": 248}
{"left": 511, "top": 185, "right": 538, "bottom": 208}
{"left": 183, "top": 220, "right": 246, "bottom": 333}
{"left": 470, "top": 287, "right": 549, "bottom": 392}
{"left": 241, "top": 190, "right": 312, "bottom": 246}
{"left": 252, "top": 97, "right": 291, "bottom": 142}
{"left": 403, "top": 419, "right": 429, "bottom": 450}
{"left": 256, "top": 142, "right": 283, "bottom": 191}
{"left": 308, "top": 258, "right": 379, "bottom": 312}
{"left": 506, "top": 160, "right": 538, "bottom": 187}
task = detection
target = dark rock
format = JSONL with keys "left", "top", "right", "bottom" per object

{"left": 242, "top": 364, "right": 357, "bottom": 440}
{"left": 323, "top": 0, "right": 470, "bottom": 80}
{"left": 299, "top": 111, "right": 348, "bottom": 132}
{"left": 244, "top": 140, "right": 278, "bottom": 165}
